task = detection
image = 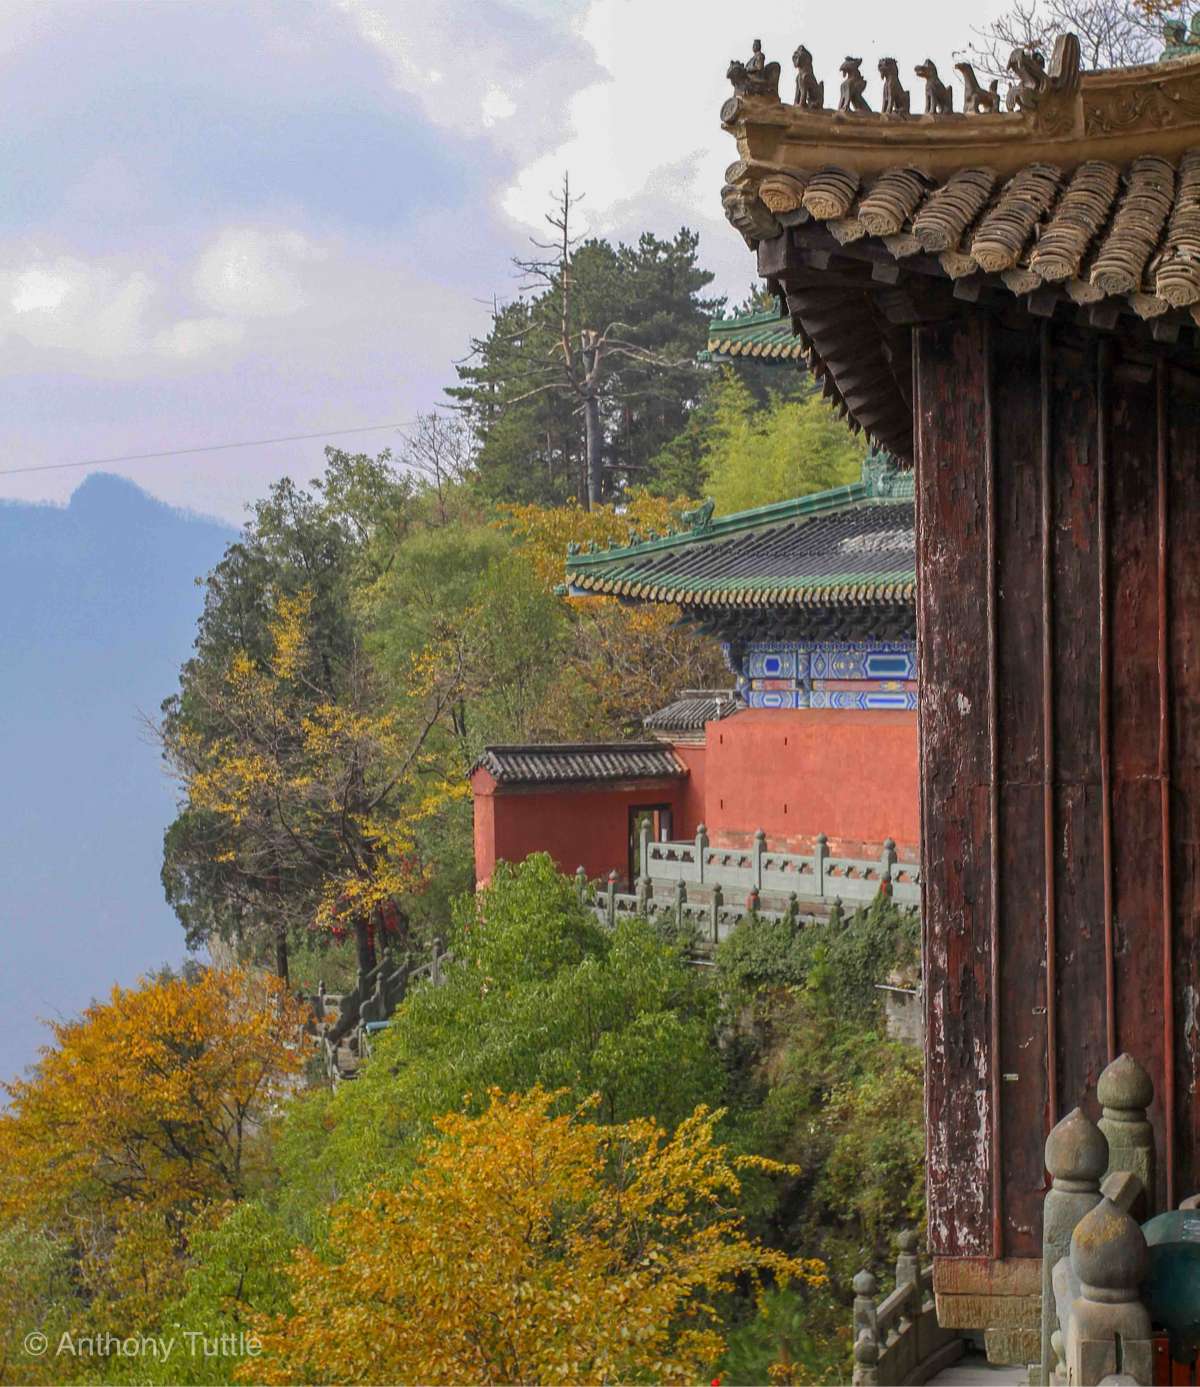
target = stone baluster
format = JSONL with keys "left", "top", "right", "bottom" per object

{"left": 1041, "top": 1107, "right": 1108, "bottom": 1386}
{"left": 695, "top": 823, "right": 708, "bottom": 886}
{"left": 881, "top": 836, "right": 897, "bottom": 890}
{"left": 1097, "top": 1053, "right": 1155, "bottom": 1220}
{"left": 815, "top": 831, "right": 828, "bottom": 897}
{"left": 746, "top": 885, "right": 760, "bottom": 916}
{"left": 606, "top": 870, "right": 618, "bottom": 928}
{"left": 853, "top": 1330, "right": 880, "bottom": 1387}
{"left": 852, "top": 1270, "right": 879, "bottom": 1386}
{"left": 711, "top": 883, "right": 723, "bottom": 947}
{"left": 639, "top": 818, "right": 652, "bottom": 883}
{"left": 753, "top": 827, "right": 766, "bottom": 890}
{"left": 786, "top": 891, "right": 799, "bottom": 927}
{"left": 575, "top": 865, "right": 587, "bottom": 904}
{"left": 674, "top": 877, "right": 686, "bottom": 931}
{"left": 894, "top": 1230, "right": 919, "bottom": 1377}
{"left": 1063, "top": 1196, "right": 1153, "bottom": 1386}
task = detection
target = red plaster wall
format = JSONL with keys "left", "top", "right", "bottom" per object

{"left": 703, "top": 709, "right": 919, "bottom": 861}
{"left": 670, "top": 742, "right": 706, "bottom": 839}
{"left": 470, "top": 771, "right": 687, "bottom": 886}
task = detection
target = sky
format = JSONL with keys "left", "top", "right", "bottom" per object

{"left": 0, "top": 0, "right": 1008, "bottom": 525}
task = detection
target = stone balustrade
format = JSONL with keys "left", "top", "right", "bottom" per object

{"left": 640, "top": 823, "right": 921, "bottom": 908}
{"left": 851, "top": 1231, "right": 964, "bottom": 1385}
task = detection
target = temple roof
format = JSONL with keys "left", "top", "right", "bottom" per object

{"left": 565, "top": 460, "right": 914, "bottom": 609}
{"left": 643, "top": 691, "right": 744, "bottom": 733}
{"left": 700, "top": 308, "right": 806, "bottom": 363}
{"left": 471, "top": 743, "right": 686, "bottom": 786}
{"left": 719, "top": 42, "right": 1200, "bottom": 459}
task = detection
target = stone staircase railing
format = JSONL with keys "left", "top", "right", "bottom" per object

{"left": 306, "top": 936, "right": 452, "bottom": 1084}
{"left": 851, "top": 1231, "right": 964, "bottom": 1385}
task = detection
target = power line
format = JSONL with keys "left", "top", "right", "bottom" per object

{"left": 0, "top": 422, "right": 415, "bottom": 479}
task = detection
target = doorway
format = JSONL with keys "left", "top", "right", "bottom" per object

{"left": 628, "top": 804, "right": 673, "bottom": 886}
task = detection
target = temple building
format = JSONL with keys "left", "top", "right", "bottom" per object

{"left": 469, "top": 454, "right": 919, "bottom": 884}
{"left": 715, "top": 27, "right": 1200, "bottom": 1372}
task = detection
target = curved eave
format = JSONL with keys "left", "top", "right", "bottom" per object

{"left": 568, "top": 575, "right": 916, "bottom": 608}
{"left": 723, "top": 53, "right": 1200, "bottom": 183}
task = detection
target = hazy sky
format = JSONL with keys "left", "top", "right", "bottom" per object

{"left": 0, "top": 0, "right": 1006, "bottom": 524}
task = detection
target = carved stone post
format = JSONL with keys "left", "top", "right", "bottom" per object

{"left": 1097, "top": 1053, "right": 1155, "bottom": 1220}
{"left": 1064, "top": 1196, "right": 1153, "bottom": 1386}
{"left": 853, "top": 1330, "right": 880, "bottom": 1387}
{"left": 1041, "top": 1107, "right": 1108, "bottom": 1386}
{"left": 711, "top": 883, "right": 723, "bottom": 947}
{"left": 753, "top": 827, "right": 766, "bottom": 890}
{"left": 895, "top": 1229, "right": 919, "bottom": 1377}
{"left": 575, "top": 865, "right": 587, "bottom": 905}
{"left": 695, "top": 823, "right": 708, "bottom": 886}
{"left": 674, "top": 877, "right": 686, "bottom": 931}
{"left": 815, "top": 831, "right": 828, "bottom": 897}
{"left": 746, "top": 885, "right": 760, "bottom": 916}
{"left": 881, "top": 835, "right": 897, "bottom": 883}
{"left": 606, "top": 870, "right": 618, "bottom": 928}
{"left": 786, "top": 891, "right": 799, "bottom": 926}
{"left": 639, "top": 817, "right": 652, "bottom": 883}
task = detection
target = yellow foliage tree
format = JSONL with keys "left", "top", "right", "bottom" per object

{"left": 0, "top": 968, "right": 305, "bottom": 1329}
{"left": 501, "top": 495, "right": 728, "bottom": 735}
{"left": 248, "top": 1088, "right": 825, "bottom": 1386}
{"left": 168, "top": 588, "right": 470, "bottom": 975}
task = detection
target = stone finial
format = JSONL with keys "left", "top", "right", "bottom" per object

{"left": 1046, "top": 1106, "right": 1109, "bottom": 1188}
{"left": 1098, "top": 1053, "right": 1155, "bottom": 1219}
{"left": 853, "top": 1269, "right": 877, "bottom": 1298}
{"left": 1071, "top": 1197, "right": 1148, "bottom": 1293}
{"left": 1042, "top": 1107, "right": 1108, "bottom": 1385}
{"left": 1064, "top": 1198, "right": 1154, "bottom": 1387}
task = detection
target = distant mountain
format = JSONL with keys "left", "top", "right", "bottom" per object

{"left": 0, "top": 474, "right": 234, "bottom": 1085}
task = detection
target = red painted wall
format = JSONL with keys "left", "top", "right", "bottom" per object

{"left": 703, "top": 708, "right": 919, "bottom": 861}
{"left": 471, "top": 768, "right": 687, "bottom": 886}
{"left": 671, "top": 742, "right": 707, "bottom": 839}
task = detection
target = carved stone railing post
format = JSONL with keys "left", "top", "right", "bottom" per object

{"left": 674, "top": 877, "right": 686, "bottom": 931}
{"left": 881, "top": 836, "right": 897, "bottom": 886}
{"left": 695, "top": 823, "right": 708, "bottom": 886}
{"left": 1041, "top": 1107, "right": 1108, "bottom": 1385}
{"left": 1062, "top": 1196, "right": 1153, "bottom": 1385}
{"left": 1097, "top": 1053, "right": 1155, "bottom": 1221}
{"left": 639, "top": 818, "right": 652, "bottom": 884}
{"left": 894, "top": 1229, "right": 920, "bottom": 1377}
{"left": 575, "top": 865, "right": 587, "bottom": 905}
{"left": 853, "top": 1330, "right": 880, "bottom": 1387}
{"left": 816, "top": 831, "right": 828, "bottom": 897}
{"left": 753, "top": 827, "right": 766, "bottom": 890}
{"left": 786, "top": 891, "right": 799, "bottom": 926}
{"left": 746, "top": 885, "right": 760, "bottom": 915}
{"left": 853, "top": 1269, "right": 879, "bottom": 1348}
{"left": 710, "top": 883, "right": 723, "bottom": 947}
{"left": 606, "top": 870, "right": 618, "bottom": 928}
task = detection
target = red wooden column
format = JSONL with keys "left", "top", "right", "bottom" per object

{"left": 916, "top": 312, "right": 1200, "bottom": 1334}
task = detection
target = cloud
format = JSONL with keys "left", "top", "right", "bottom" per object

{"left": 0, "top": 255, "right": 156, "bottom": 360}
{"left": 192, "top": 228, "right": 329, "bottom": 319}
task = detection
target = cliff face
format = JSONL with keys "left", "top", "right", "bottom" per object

{"left": 0, "top": 473, "right": 233, "bottom": 1085}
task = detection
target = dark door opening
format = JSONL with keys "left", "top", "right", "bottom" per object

{"left": 628, "top": 804, "right": 673, "bottom": 886}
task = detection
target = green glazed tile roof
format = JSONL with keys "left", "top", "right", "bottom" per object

{"left": 565, "top": 459, "right": 914, "bottom": 610}
{"left": 700, "top": 308, "right": 806, "bottom": 364}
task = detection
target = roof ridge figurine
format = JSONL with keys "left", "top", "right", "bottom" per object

{"left": 793, "top": 44, "right": 824, "bottom": 110}
{"left": 955, "top": 59, "right": 1000, "bottom": 113}
{"left": 727, "top": 39, "right": 781, "bottom": 100}
{"left": 879, "top": 57, "right": 911, "bottom": 115}
{"left": 839, "top": 56, "right": 871, "bottom": 112}
{"left": 914, "top": 58, "right": 954, "bottom": 113}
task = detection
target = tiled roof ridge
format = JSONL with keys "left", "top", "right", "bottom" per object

{"left": 567, "top": 469, "right": 911, "bottom": 573}
{"left": 471, "top": 743, "right": 687, "bottom": 786}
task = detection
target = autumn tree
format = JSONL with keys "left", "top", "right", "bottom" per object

{"left": 163, "top": 586, "right": 469, "bottom": 979}
{"left": 250, "top": 1087, "right": 825, "bottom": 1386}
